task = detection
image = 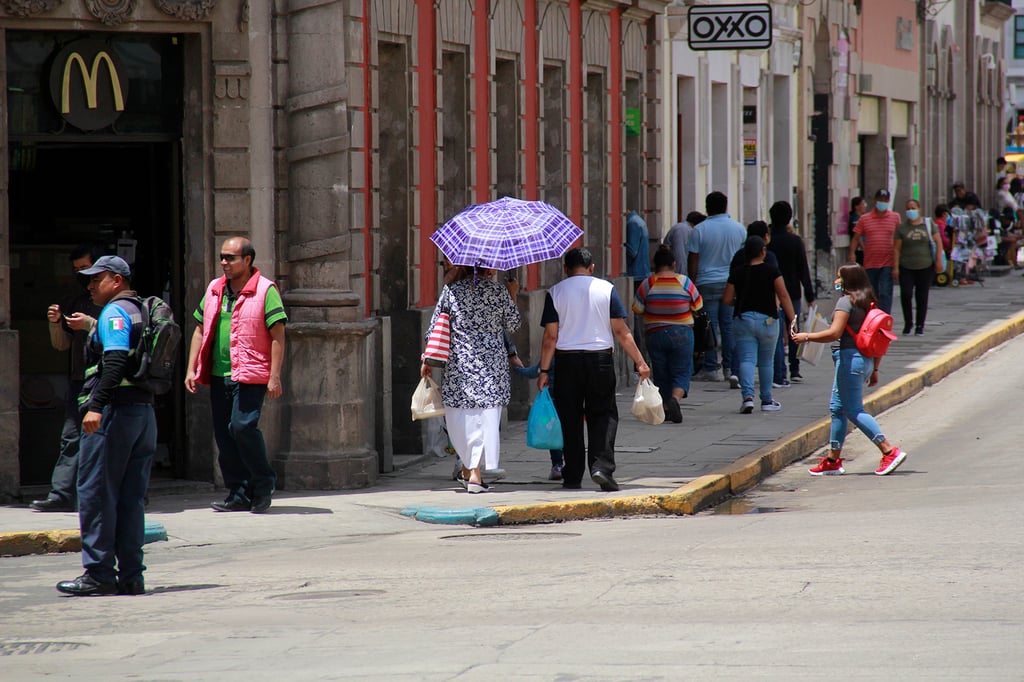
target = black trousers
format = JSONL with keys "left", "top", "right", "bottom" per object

{"left": 552, "top": 351, "right": 618, "bottom": 486}
{"left": 899, "top": 266, "right": 933, "bottom": 332}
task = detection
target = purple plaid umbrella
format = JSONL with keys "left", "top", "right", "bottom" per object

{"left": 430, "top": 197, "right": 583, "bottom": 270}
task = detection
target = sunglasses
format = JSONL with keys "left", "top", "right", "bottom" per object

{"left": 219, "top": 253, "right": 241, "bottom": 262}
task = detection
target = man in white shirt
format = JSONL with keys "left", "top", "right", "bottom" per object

{"left": 538, "top": 248, "right": 650, "bottom": 492}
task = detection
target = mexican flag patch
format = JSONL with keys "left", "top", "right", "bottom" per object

{"left": 109, "top": 317, "right": 125, "bottom": 331}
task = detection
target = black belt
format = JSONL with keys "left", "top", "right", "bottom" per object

{"left": 555, "top": 348, "right": 613, "bottom": 355}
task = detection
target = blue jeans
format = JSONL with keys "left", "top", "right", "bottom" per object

{"left": 699, "top": 281, "right": 735, "bottom": 375}
{"left": 77, "top": 404, "right": 156, "bottom": 584}
{"left": 734, "top": 312, "right": 778, "bottom": 402}
{"left": 866, "top": 266, "right": 894, "bottom": 314}
{"left": 210, "top": 377, "right": 277, "bottom": 499}
{"left": 829, "top": 348, "right": 886, "bottom": 451}
{"left": 774, "top": 301, "right": 801, "bottom": 383}
{"left": 645, "top": 325, "right": 695, "bottom": 401}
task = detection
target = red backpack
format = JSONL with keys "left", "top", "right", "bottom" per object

{"left": 846, "top": 303, "right": 897, "bottom": 357}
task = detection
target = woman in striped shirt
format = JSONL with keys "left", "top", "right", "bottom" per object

{"left": 632, "top": 245, "right": 703, "bottom": 423}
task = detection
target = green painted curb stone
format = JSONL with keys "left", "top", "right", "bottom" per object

{"left": 400, "top": 506, "right": 500, "bottom": 526}
{"left": 144, "top": 520, "right": 167, "bottom": 544}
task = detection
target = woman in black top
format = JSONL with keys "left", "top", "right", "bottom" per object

{"left": 725, "top": 236, "right": 796, "bottom": 414}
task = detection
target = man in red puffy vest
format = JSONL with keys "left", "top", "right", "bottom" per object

{"left": 184, "top": 237, "right": 287, "bottom": 514}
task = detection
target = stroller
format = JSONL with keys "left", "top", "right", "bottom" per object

{"left": 948, "top": 208, "right": 993, "bottom": 286}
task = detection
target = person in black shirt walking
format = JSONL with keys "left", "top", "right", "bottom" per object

{"left": 767, "top": 201, "right": 815, "bottom": 385}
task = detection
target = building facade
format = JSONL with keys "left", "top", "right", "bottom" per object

{"left": 662, "top": 1, "right": 801, "bottom": 239}
{"left": 0, "top": 0, "right": 669, "bottom": 499}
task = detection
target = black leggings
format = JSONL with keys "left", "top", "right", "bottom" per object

{"left": 899, "top": 266, "right": 933, "bottom": 333}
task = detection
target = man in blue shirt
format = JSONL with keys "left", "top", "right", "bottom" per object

{"left": 56, "top": 256, "right": 156, "bottom": 597}
{"left": 625, "top": 210, "right": 651, "bottom": 367}
{"left": 687, "top": 191, "right": 746, "bottom": 383}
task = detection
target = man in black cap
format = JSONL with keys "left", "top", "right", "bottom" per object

{"left": 56, "top": 255, "right": 157, "bottom": 596}
{"left": 848, "top": 189, "right": 900, "bottom": 313}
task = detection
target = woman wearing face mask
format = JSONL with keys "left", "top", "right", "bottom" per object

{"left": 791, "top": 264, "right": 906, "bottom": 477}
{"left": 893, "top": 199, "right": 943, "bottom": 336}
{"left": 995, "top": 178, "right": 1018, "bottom": 215}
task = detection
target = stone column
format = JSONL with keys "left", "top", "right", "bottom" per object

{"left": 276, "top": 0, "right": 378, "bottom": 488}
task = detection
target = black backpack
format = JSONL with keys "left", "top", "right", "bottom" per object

{"left": 122, "top": 296, "right": 182, "bottom": 394}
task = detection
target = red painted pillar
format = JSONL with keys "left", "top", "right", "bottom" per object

{"left": 417, "top": 0, "right": 438, "bottom": 307}
{"left": 569, "top": 0, "right": 584, "bottom": 232}
{"left": 474, "top": 0, "right": 490, "bottom": 203}
{"left": 609, "top": 8, "right": 624, "bottom": 276}
{"left": 523, "top": 0, "right": 541, "bottom": 290}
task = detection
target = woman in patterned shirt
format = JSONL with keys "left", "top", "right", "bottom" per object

{"left": 422, "top": 265, "right": 521, "bottom": 493}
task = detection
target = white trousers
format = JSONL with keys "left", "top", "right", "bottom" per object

{"left": 445, "top": 407, "right": 501, "bottom": 470}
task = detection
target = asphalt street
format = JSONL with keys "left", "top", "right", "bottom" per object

{"left": 1, "top": 333, "right": 1022, "bottom": 679}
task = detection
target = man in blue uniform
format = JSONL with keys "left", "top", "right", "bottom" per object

{"left": 56, "top": 256, "right": 156, "bottom": 597}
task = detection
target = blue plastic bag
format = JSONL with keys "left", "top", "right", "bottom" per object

{"left": 527, "top": 387, "right": 564, "bottom": 450}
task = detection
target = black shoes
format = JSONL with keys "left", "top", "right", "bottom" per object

{"left": 211, "top": 496, "right": 251, "bottom": 512}
{"left": 30, "top": 497, "right": 74, "bottom": 512}
{"left": 56, "top": 574, "right": 117, "bottom": 596}
{"left": 56, "top": 574, "right": 145, "bottom": 596}
{"left": 212, "top": 493, "right": 273, "bottom": 513}
{"left": 591, "top": 470, "right": 620, "bottom": 492}
{"left": 118, "top": 579, "right": 145, "bottom": 596}
{"left": 664, "top": 399, "right": 683, "bottom": 424}
{"left": 250, "top": 495, "right": 272, "bottom": 514}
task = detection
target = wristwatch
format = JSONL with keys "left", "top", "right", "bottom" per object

{"left": 539, "top": 368, "right": 550, "bottom": 374}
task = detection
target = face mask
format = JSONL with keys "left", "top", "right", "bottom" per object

{"left": 906, "top": 209, "right": 920, "bottom": 221}
{"left": 876, "top": 202, "right": 889, "bottom": 212}
{"left": 1002, "top": 186, "right": 1010, "bottom": 192}
{"left": 834, "top": 281, "right": 843, "bottom": 291}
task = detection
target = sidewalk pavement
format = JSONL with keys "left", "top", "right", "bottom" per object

{"left": 5, "top": 271, "right": 1024, "bottom": 555}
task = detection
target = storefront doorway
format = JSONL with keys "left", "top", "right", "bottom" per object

{"left": 5, "top": 31, "right": 187, "bottom": 487}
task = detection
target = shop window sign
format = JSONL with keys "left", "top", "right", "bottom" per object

{"left": 625, "top": 108, "right": 641, "bottom": 137}
{"left": 48, "top": 39, "right": 128, "bottom": 132}
{"left": 5, "top": 31, "right": 183, "bottom": 137}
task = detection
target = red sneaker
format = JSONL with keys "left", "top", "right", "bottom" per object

{"left": 875, "top": 447, "right": 907, "bottom": 475}
{"left": 808, "top": 456, "right": 844, "bottom": 476}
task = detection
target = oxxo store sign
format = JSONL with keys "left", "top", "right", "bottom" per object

{"left": 688, "top": 3, "right": 773, "bottom": 51}
{"left": 48, "top": 39, "right": 128, "bottom": 131}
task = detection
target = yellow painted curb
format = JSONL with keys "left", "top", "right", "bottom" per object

{"left": 491, "top": 311, "right": 1024, "bottom": 526}
{"left": 0, "top": 529, "right": 80, "bottom": 557}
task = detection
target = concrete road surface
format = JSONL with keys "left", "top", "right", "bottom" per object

{"left": 2, "top": 337, "right": 1023, "bottom": 680}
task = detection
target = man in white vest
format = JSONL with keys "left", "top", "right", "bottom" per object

{"left": 537, "top": 248, "right": 650, "bottom": 492}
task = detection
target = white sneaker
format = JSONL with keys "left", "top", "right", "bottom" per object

{"left": 760, "top": 400, "right": 782, "bottom": 412}
{"left": 695, "top": 369, "right": 724, "bottom": 382}
{"left": 728, "top": 374, "right": 740, "bottom": 389}
{"left": 740, "top": 398, "right": 754, "bottom": 414}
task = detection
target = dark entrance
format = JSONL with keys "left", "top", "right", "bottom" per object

{"left": 5, "top": 31, "right": 186, "bottom": 487}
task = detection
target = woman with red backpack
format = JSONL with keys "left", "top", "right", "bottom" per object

{"left": 792, "top": 264, "right": 907, "bottom": 477}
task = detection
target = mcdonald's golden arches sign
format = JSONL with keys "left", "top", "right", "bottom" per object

{"left": 48, "top": 39, "right": 129, "bottom": 132}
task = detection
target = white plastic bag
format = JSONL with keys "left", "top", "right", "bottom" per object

{"left": 797, "top": 303, "right": 830, "bottom": 366}
{"left": 631, "top": 378, "right": 665, "bottom": 425}
{"left": 411, "top": 377, "right": 446, "bottom": 421}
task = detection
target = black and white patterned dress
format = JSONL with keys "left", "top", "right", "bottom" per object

{"left": 428, "top": 278, "right": 521, "bottom": 409}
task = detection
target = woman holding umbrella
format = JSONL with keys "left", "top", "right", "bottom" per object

{"left": 424, "top": 197, "right": 584, "bottom": 493}
{"left": 422, "top": 266, "right": 521, "bottom": 493}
